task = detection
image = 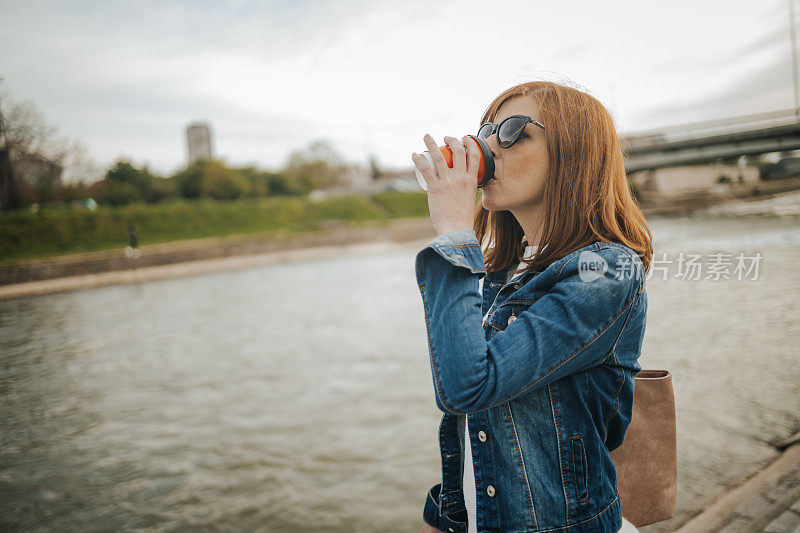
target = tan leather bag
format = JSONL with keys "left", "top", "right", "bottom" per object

{"left": 609, "top": 369, "right": 677, "bottom": 527}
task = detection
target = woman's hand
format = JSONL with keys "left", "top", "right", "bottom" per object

{"left": 412, "top": 133, "right": 480, "bottom": 236}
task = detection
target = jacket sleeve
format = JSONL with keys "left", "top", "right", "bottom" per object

{"left": 418, "top": 228, "right": 488, "bottom": 274}
{"left": 415, "top": 235, "right": 644, "bottom": 415}
{"left": 422, "top": 482, "right": 469, "bottom": 532}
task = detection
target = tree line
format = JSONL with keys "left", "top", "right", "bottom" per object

{"left": 0, "top": 90, "right": 376, "bottom": 211}
{"left": 91, "top": 146, "right": 343, "bottom": 207}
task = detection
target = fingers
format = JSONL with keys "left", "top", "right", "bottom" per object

{"left": 412, "top": 133, "right": 473, "bottom": 188}
{"left": 411, "top": 151, "right": 437, "bottom": 185}
{"left": 463, "top": 135, "right": 480, "bottom": 179}
{"left": 443, "top": 135, "right": 466, "bottom": 177}
{"left": 422, "top": 133, "right": 449, "bottom": 179}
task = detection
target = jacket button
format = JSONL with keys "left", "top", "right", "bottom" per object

{"left": 486, "top": 485, "right": 496, "bottom": 497}
{"left": 507, "top": 315, "right": 517, "bottom": 325}
{"left": 478, "top": 431, "right": 487, "bottom": 442}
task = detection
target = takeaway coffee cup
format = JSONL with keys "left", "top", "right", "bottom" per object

{"left": 414, "top": 134, "right": 495, "bottom": 191}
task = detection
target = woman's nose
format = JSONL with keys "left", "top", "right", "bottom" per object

{"left": 485, "top": 135, "right": 500, "bottom": 158}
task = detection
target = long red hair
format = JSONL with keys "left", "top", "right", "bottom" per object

{"left": 473, "top": 81, "right": 653, "bottom": 275}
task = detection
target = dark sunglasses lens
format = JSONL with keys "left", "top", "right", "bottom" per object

{"left": 498, "top": 117, "right": 526, "bottom": 147}
{"left": 477, "top": 123, "right": 493, "bottom": 139}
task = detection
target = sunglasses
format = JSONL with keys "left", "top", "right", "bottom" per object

{"left": 477, "top": 114, "right": 545, "bottom": 148}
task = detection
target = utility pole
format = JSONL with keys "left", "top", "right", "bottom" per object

{"left": 791, "top": 0, "right": 800, "bottom": 120}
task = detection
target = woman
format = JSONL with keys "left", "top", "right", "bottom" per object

{"left": 411, "top": 81, "right": 652, "bottom": 533}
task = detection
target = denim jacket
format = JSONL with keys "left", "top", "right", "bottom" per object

{"left": 415, "top": 228, "right": 647, "bottom": 533}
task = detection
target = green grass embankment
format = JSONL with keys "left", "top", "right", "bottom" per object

{"left": 0, "top": 191, "right": 430, "bottom": 264}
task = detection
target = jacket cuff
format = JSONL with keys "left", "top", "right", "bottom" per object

{"left": 422, "top": 483, "right": 468, "bottom": 533}
{"left": 419, "top": 228, "right": 486, "bottom": 275}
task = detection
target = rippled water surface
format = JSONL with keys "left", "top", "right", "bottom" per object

{"left": 1, "top": 205, "right": 799, "bottom": 532}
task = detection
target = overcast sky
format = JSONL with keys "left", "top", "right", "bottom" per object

{"left": 0, "top": 0, "right": 796, "bottom": 179}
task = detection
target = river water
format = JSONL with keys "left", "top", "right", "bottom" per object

{"left": 1, "top": 195, "right": 799, "bottom": 532}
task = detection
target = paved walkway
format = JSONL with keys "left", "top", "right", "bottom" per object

{"left": 675, "top": 439, "right": 800, "bottom": 532}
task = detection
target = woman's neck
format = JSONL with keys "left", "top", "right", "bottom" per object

{"left": 512, "top": 206, "right": 545, "bottom": 248}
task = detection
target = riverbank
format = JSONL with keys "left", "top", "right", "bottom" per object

{"left": 0, "top": 191, "right": 429, "bottom": 263}
{"left": 638, "top": 176, "right": 800, "bottom": 216}
{"left": 0, "top": 217, "right": 436, "bottom": 300}
{"left": 673, "top": 435, "right": 800, "bottom": 532}
{"left": 2, "top": 179, "right": 800, "bottom": 300}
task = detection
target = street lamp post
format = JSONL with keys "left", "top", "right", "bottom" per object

{"left": 791, "top": 0, "right": 800, "bottom": 120}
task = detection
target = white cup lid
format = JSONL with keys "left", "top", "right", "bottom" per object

{"left": 414, "top": 151, "right": 435, "bottom": 191}
{"left": 415, "top": 166, "right": 427, "bottom": 191}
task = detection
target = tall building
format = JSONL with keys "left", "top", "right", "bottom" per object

{"left": 186, "top": 121, "right": 214, "bottom": 163}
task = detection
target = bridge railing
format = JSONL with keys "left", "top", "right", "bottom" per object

{"left": 621, "top": 109, "right": 800, "bottom": 148}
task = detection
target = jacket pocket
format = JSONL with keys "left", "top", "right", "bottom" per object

{"left": 570, "top": 435, "right": 589, "bottom": 502}
{"left": 486, "top": 301, "right": 537, "bottom": 332}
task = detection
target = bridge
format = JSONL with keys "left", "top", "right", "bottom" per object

{"left": 622, "top": 109, "right": 800, "bottom": 173}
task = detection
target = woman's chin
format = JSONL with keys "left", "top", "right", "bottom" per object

{"left": 481, "top": 196, "right": 503, "bottom": 212}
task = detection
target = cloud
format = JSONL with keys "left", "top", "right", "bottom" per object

{"left": 631, "top": 45, "right": 795, "bottom": 129}
{"left": 0, "top": 0, "right": 791, "bottom": 173}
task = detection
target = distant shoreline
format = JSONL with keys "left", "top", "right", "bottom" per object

{"left": 0, "top": 217, "right": 437, "bottom": 300}
{"left": 0, "top": 237, "right": 435, "bottom": 300}
{"left": 2, "top": 182, "right": 799, "bottom": 300}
